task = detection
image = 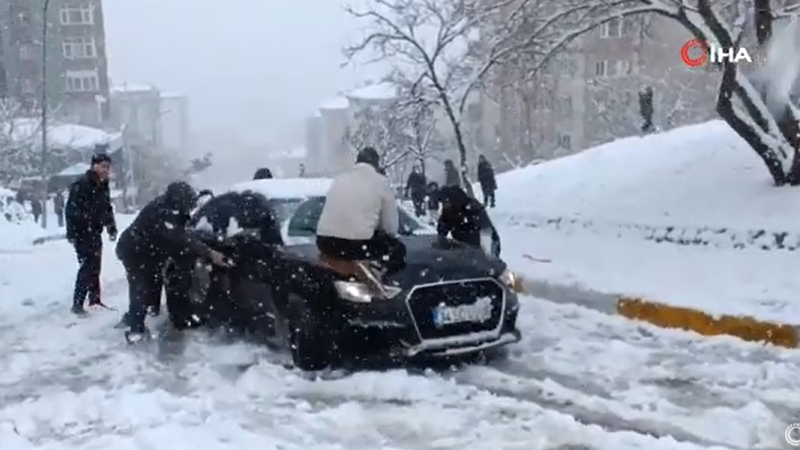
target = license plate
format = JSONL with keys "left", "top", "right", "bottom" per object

{"left": 431, "top": 297, "right": 493, "bottom": 327}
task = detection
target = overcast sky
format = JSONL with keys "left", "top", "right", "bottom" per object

{"left": 103, "top": 0, "right": 383, "bottom": 146}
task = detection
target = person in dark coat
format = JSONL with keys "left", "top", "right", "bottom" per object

{"left": 115, "top": 181, "right": 232, "bottom": 343}
{"left": 436, "top": 185, "right": 501, "bottom": 257}
{"left": 65, "top": 153, "right": 117, "bottom": 315}
{"left": 30, "top": 197, "right": 42, "bottom": 224}
{"left": 477, "top": 154, "right": 497, "bottom": 208}
{"left": 54, "top": 191, "right": 65, "bottom": 227}
{"left": 404, "top": 165, "right": 427, "bottom": 217}
{"left": 444, "top": 159, "right": 460, "bottom": 187}
{"left": 253, "top": 167, "right": 273, "bottom": 180}
{"left": 425, "top": 181, "right": 440, "bottom": 223}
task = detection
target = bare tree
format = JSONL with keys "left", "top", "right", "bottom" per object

{"left": 395, "top": 88, "right": 447, "bottom": 176}
{"left": 610, "top": 0, "right": 800, "bottom": 185}
{"left": 343, "top": 101, "right": 413, "bottom": 172}
{"left": 0, "top": 100, "right": 42, "bottom": 184}
{"left": 344, "top": 0, "right": 507, "bottom": 190}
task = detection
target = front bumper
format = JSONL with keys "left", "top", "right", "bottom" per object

{"left": 336, "top": 279, "right": 521, "bottom": 358}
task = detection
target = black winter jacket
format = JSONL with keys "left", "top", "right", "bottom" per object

{"left": 436, "top": 185, "right": 500, "bottom": 256}
{"left": 65, "top": 171, "right": 116, "bottom": 241}
{"left": 405, "top": 172, "right": 427, "bottom": 198}
{"left": 116, "top": 192, "right": 210, "bottom": 267}
{"left": 477, "top": 160, "right": 496, "bottom": 190}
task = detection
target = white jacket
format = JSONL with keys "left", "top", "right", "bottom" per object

{"left": 316, "top": 163, "right": 399, "bottom": 240}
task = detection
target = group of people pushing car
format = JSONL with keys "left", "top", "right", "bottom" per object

{"left": 65, "top": 147, "right": 500, "bottom": 343}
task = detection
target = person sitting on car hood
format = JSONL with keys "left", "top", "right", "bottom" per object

{"left": 436, "top": 185, "right": 501, "bottom": 257}
{"left": 316, "top": 147, "right": 405, "bottom": 273}
{"left": 116, "top": 181, "right": 233, "bottom": 343}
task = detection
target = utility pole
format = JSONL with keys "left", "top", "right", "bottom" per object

{"left": 39, "top": 0, "right": 51, "bottom": 229}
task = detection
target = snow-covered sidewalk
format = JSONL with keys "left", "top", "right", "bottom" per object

{"left": 501, "top": 224, "right": 800, "bottom": 325}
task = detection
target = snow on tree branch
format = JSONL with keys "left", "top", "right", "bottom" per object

{"left": 0, "top": 100, "right": 42, "bottom": 184}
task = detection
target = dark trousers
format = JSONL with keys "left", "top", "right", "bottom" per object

{"left": 56, "top": 213, "right": 64, "bottom": 227}
{"left": 72, "top": 237, "right": 102, "bottom": 308}
{"left": 123, "top": 257, "right": 195, "bottom": 332}
{"left": 482, "top": 188, "right": 495, "bottom": 208}
{"left": 410, "top": 193, "right": 425, "bottom": 217}
{"left": 316, "top": 232, "right": 406, "bottom": 274}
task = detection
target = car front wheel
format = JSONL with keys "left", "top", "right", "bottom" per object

{"left": 288, "top": 296, "right": 334, "bottom": 371}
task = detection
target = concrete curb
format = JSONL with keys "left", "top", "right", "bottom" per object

{"left": 520, "top": 278, "right": 799, "bottom": 348}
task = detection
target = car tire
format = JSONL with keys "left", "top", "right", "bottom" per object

{"left": 288, "top": 297, "right": 333, "bottom": 371}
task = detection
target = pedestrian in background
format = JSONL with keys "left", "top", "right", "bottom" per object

{"left": 477, "top": 154, "right": 497, "bottom": 208}
{"left": 54, "top": 191, "right": 65, "bottom": 227}
{"left": 65, "top": 153, "right": 117, "bottom": 316}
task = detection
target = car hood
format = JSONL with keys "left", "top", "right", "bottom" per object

{"left": 284, "top": 234, "right": 507, "bottom": 287}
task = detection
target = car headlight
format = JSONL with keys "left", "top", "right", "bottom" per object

{"left": 334, "top": 281, "right": 374, "bottom": 303}
{"left": 499, "top": 270, "right": 523, "bottom": 293}
{"left": 334, "top": 280, "right": 403, "bottom": 303}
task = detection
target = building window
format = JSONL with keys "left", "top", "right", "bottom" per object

{"left": 595, "top": 60, "right": 608, "bottom": 77}
{"left": 63, "top": 37, "right": 96, "bottom": 59}
{"left": 60, "top": 5, "right": 94, "bottom": 25}
{"left": 65, "top": 70, "right": 98, "bottom": 92}
{"left": 19, "top": 43, "right": 35, "bottom": 60}
{"left": 600, "top": 17, "right": 623, "bottom": 38}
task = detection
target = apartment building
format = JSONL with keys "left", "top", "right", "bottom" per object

{"left": 0, "top": 0, "right": 110, "bottom": 125}
{"left": 483, "top": 14, "right": 718, "bottom": 168}
{"left": 59, "top": 0, "right": 111, "bottom": 126}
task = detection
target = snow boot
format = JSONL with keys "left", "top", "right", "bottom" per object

{"left": 125, "top": 327, "right": 151, "bottom": 344}
{"left": 70, "top": 304, "right": 88, "bottom": 317}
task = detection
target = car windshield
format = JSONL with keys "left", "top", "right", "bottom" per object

{"left": 267, "top": 196, "right": 432, "bottom": 237}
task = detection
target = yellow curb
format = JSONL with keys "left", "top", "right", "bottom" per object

{"left": 617, "top": 297, "right": 799, "bottom": 348}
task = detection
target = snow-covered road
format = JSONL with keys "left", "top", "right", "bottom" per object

{"left": 0, "top": 230, "right": 797, "bottom": 449}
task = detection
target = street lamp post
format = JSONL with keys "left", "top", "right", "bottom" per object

{"left": 39, "top": 0, "right": 51, "bottom": 229}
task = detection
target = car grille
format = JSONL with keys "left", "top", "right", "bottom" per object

{"left": 407, "top": 279, "right": 504, "bottom": 341}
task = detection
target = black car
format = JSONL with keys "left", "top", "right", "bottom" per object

{"left": 185, "top": 178, "right": 522, "bottom": 370}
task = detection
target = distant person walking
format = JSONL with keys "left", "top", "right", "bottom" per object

{"left": 30, "top": 197, "right": 42, "bottom": 224}
{"left": 54, "top": 191, "right": 65, "bottom": 227}
{"left": 404, "top": 165, "right": 427, "bottom": 217}
{"left": 65, "top": 153, "right": 117, "bottom": 316}
{"left": 444, "top": 159, "right": 460, "bottom": 187}
{"left": 477, "top": 155, "right": 497, "bottom": 208}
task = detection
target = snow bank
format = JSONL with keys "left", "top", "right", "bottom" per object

{"left": 0, "top": 188, "right": 46, "bottom": 250}
{"left": 494, "top": 120, "right": 800, "bottom": 251}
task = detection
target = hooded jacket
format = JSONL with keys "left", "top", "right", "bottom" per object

{"left": 116, "top": 181, "right": 210, "bottom": 266}
{"left": 316, "top": 162, "right": 399, "bottom": 240}
{"left": 437, "top": 185, "right": 500, "bottom": 256}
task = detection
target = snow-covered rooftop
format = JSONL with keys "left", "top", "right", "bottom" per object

{"left": 160, "top": 92, "right": 185, "bottom": 99}
{"left": 111, "top": 83, "right": 158, "bottom": 93}
{"left": 346, "top": 82, "right": 397, "bottom": 100}
{"left": 2, "top": 119, "right": 123, "bottom": 150}
{"left": 319, "top": 96, "right": 349, "bottom": 110}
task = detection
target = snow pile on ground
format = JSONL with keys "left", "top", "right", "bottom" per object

{"left": 0, "top": 187, "right": 46, "bottom": 249}
{"left": 492, "top": 120, "right": 800, "bottom": 250}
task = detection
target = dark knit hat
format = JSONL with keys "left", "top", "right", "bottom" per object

{"left": 356, "top": 147, "right": 381, "bottom": 169}
{"left": 91, "top": 153, "right": 112, "bottom": 165}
